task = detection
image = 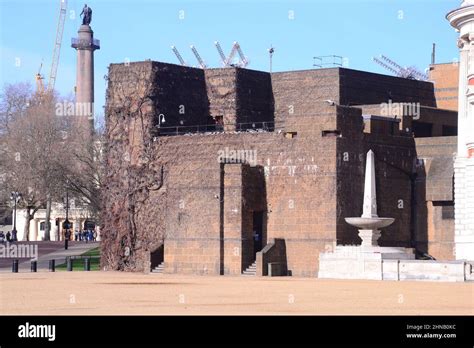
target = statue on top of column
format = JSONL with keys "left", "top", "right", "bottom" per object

{"left": 80, "top": 4, "right": 92, "bottom": 26}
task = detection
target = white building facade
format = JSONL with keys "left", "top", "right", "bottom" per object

{"left": 13, "top": 202, "right": 98, "bottom": 241}
{"left": 447, "top": 0, "right": 474, "bottom": 260}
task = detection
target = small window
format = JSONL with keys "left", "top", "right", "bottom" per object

{"left": 434, "top": 201, "right": 454, "bottom": 220}
{"left": 39, "top": 221, "right": 46, "bottom": 231}
{"left": 442, "top": 204, "right": 454, "bottom": 220}
{"left": 442, "top": 125, "right": 457, "bottom": 136}
{"left": 322, "top": 130, "right": 341, "bottom": 137}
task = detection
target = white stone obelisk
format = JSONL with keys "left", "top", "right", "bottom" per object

{"left": 345, "top": 150, "right": 394, "bottom": 247}
{"left": 447, "top": 1, "right": 474, "bottom": 260}
{"left": 362, "top": 150, "right": 378, "bottom": 218}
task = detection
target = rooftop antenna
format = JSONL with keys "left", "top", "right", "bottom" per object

{"left": 431, "top": 43, "right": 436, "bottom": 65}
{"left": 373, "top": 54, "right": 428, "bottom": 80}
{"left": 234, "top": 42, "right": 249, "bottom": 67}
{"left": 190, "top": 45, "right": 207, "bottom": 69}
{"left": 214, "top": 41, "right": 227, "bottom": 67}
{"left": 268, "top": 45, "right": 275, "bottom": 72}
{"left": 171, "top": 46, "right": 187, "bottom": 66}
{"left": 372, "top": 56, "right": 403, "bottom": 76}
{"left": 226, "top": 43, "right": 238, "bottom": 66}
{"left": 214, "top": 41, "right": 250, "bottom": 68}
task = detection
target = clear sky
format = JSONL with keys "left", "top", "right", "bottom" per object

{"left": 0, "top": 0, "right": 461, "bottom": 119}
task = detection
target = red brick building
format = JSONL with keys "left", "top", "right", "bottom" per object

{"left": 102, "top": 62, "right": 457, "bottom": 276}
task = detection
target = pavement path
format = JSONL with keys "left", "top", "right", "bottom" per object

{"left": 0, "top": 241, "right": 99, "bottom": 272}
{"left": 1, "top": 272, "right": 472, "bottom": 315}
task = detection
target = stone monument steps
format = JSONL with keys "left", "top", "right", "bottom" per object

{"left": 242, "top": 261, "right": 257, "bottom": 276}
{"left": 151, "top": 262, "right": 165, "bottom": 274}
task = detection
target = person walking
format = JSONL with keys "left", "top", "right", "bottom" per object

{"left": 6, "top": 230, "right": 11, "bottom": 242}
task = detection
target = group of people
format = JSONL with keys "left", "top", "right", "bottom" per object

{"left": 0, "top": 230, "right": 17, "bottom": 243}
{"left": 73, "top": 229, "right": 96, "bottom": 242}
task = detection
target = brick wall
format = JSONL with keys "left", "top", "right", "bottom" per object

{"left": 336, "top": 106, "right": 416, "bottom": 247}
{"left": 415, "top": 136, "right": 456, "bottom": 260}
{"left": 271, "top": 68, "right": 340, "bottom": 129}
{"left": 340, "top": 68, "right": 437, "bottom": 107}
{"left": 428, "top": 63, "right": 459, "bottom": 111}
{"left": 103, "top": 61, "right": 454, "bottom": 275}
{"left": 154, "top": 128, "right": 339, "bottom": 276}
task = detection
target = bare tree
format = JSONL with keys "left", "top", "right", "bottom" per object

{"left": 0, "top": 82, "right": 32, "bottom": 135}
{"left": 0, "top": 83, "right": 103, "bottom": 240}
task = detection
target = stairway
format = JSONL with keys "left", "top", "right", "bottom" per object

{"left": 151, "top": 261, "right": 165, "bottom": 274}
{"left": 242, "top": 261, "right": 257, "bottom": 276}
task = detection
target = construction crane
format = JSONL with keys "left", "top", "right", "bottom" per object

{"left": 171, "top": 46, "right": 187, "bottom": 66}
{"left": 372, "top": 54, "right": 428, "bottom": 81}
{"left": 47, "top": 0, "right": 68, "bottom": 93}
{"left": 190, "top": 45, "right": 207, "bottom": 69}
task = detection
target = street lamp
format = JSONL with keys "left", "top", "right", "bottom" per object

{"left": 10, "top": 191, "right": 21, "bottom": 242}
{"left": 62, "top": 182, "right": 71, "bottom": 250}
{"left": 158, "top": 114, "right": 166, "bottom": 127}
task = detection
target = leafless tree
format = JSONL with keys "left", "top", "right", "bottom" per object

{"left": 0, "top": 83, "right": 104, "bottom": 240}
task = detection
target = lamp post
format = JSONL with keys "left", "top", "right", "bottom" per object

{"left": 63, "top": 184, "right": 71, "bottom": 250}
{"left": 158, "top": 114, "right": 166, "bottom": 127}
{"left": 10, "top": 191, "right": 21, "bottom": 242}
{"left": 268, "top": 45, "right": 275, "bottom": 73}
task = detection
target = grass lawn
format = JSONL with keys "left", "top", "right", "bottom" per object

{"left": 56, "top": 247, "right": 101, "bottom": 271}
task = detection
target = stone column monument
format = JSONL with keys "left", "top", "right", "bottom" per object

{"left": 447, "top": 1, "right": 474, "bottom": 261}
{"left": 318, "top": 150, "right": 415, "bottom": 281}
{"left": 345, "top": 150, "right": 395, "bottom": 248}
{"left": 71, "top": 4, "right": 100, "bottom": 134}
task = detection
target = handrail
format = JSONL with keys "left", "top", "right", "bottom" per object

{"left": 155, "top": 121, "right": 277, "bottom": 137}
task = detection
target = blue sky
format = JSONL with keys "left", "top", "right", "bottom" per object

{"left": 0, "top": 0, "right": 461, "bottom": 118}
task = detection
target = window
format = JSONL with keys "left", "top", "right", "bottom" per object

{"left": 322, "top": 130, "right": 341, "bottom": 137}
{"left": 433, "top": 201, "right": 454, "bottom": 220}
{"left": 39, "top": 221, "right": 46, "bottom": 231}
{"left": 442, "top": 125, "right": 457, "bottom": 136}
{"left": 441, "top": 204, "right": 454, "bottom": 220}
{"left": 412, "top": 122, "right": 433, "bottom": 137}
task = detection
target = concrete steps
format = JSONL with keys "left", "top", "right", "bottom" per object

{"left": 242, "top": 261, "right": 257, "bottom": 276}
{"left": 151, "top": 262, "right": 165, "bottom": 274}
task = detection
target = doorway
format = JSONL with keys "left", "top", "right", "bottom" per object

{"left": 252, "top": 211, "right": 264, "bottom": 257}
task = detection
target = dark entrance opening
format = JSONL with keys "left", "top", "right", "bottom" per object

{"left": 215, "top": 115, "right": 224, "bottom": 131}
{"left": 83, "top": 220, "right": 95, "bottom": 230}
{"left": 252, "top": 211, "right": 264, "bottom": 257}
{"left": 150, "top": 244, "right": 164, "bottom": 269}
